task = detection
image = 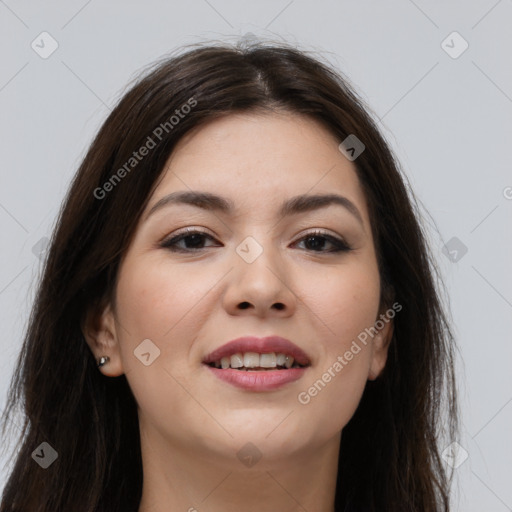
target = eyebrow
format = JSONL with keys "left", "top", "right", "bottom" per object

{"left": 144, "top": 190, "right": 364, "bottom": 227}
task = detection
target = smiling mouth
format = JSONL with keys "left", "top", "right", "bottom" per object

{"left": 205, "top": 352, "right": 309, "bottom": 371}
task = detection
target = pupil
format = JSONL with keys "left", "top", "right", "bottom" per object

{"left": 187, "top": 234, "right": 204, "bottom": 248}
{"left": 306, "top": 236, "right": 324, "bottom": 251}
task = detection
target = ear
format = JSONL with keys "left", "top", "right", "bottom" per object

{"left": 81, "top": 299, "right": 124, "bottom": 377}
{"left": 367, "top": 310, "right": 394, "bottom": 381}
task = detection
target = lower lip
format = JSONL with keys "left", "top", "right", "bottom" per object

{"left": 204, "top": 365, "right": 308, "bottom": 391}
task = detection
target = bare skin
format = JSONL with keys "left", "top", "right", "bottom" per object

{"left": 84, "top": 111, "right": 393, "bottom": 512}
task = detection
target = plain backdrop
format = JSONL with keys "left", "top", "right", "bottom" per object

{"left": 1, "top": 1, "right": 511, "bottom": 510}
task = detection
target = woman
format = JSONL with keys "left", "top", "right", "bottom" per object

{"left": 0, "top": 40, "right": 458, "bottom": 511}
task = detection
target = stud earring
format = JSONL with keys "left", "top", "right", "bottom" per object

{"left": 97, "top": 356, "right": 110, "bottom": 367}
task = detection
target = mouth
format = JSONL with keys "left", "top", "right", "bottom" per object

{"left": 205, "top": 352, "right": 309, "bottom": 371}
{"left": 202, "top": 335, "right": 312, "bottom": 369}
{"left": 204, "top": 359, "right": 309, "bottom": 392}
{"left": 202, "top": 336, "right": 311, "bottom": 391}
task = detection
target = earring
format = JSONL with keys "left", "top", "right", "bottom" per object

{"left": 97, "top": 356, "right": 110, "bottom": 367}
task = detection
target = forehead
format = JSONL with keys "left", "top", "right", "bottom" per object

{"left": 146, "top": 111, "right": 370, "bottom": 224}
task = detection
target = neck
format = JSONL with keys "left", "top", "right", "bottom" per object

{"left": 137, "top": 421, "right": 341, "bottom": 512}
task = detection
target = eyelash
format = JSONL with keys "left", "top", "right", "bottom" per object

{"left": 160, "top": 228, "right": 352, "bottom": 254}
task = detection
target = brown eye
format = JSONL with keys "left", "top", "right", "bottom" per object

{"left": 293, "top": 231, "right": 352, "bottom": 253}
{"left": 160, "top": 229, "right": 352, "bottom": 254}
{"left": 160, "top": 230, "right": 218, "bottom": 252}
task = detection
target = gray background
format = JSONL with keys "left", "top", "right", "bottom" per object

{"left": 1, "top": 1, "right": 511, "bottom": 510}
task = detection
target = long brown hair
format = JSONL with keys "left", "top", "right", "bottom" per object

{"left": 0, "top": 40, "right": 458, "bottom": 511}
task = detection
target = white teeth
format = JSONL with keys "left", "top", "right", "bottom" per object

{"left": 243, "top": 352, "right": 260, "bottom": 368}
{"left": 276, "top": 353, "right": 287, "bottom": 366}
{"left": 230, "top": 353, "right": 244, "bottom": 368}
{"left": 212, "top": 352, "right": 300, "bottom": 370}
{"left": 259, "top": 353, "right": 277, "bottom": 368}
{"left": 284, "top": 355, "right": 294, "bottom": 369}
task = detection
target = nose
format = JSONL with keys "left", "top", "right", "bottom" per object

{"left": 221, "top": 237, "right": 297, "bottom": 318}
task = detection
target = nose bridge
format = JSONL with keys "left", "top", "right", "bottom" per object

{"left": 234, "top": 232, "right": 282, "bottom": 280}
{"left": 225, "top": 231, "right": 295, "bottom": 313}
{"left": 235, "top": 232, "right": 268, "bottom": 265}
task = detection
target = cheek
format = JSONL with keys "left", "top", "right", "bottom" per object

{"left": 300, "top": 257, "right": 381, "bottom": 351}
{"left": 293, "top": 261, "right": 380, "bottom": 432}
{"left": 115, "top": 255, "right": 207, "bottom": 341}
{"left": 114, "top": 254, "right": 226, "bottom": 384}
{"left": 113, "top": 259, "right": 209, "bottom": 432}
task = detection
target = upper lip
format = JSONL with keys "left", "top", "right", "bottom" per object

{"left": 202, "top": 336, "right": 311, "bottom": 367}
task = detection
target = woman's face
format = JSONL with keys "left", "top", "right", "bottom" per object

{"left": 90, "top": 111, "right": 392, "bottom": 465}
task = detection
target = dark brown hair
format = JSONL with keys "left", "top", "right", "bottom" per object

{"left": 0, "top": 39, "right": 458, "bottom": 511}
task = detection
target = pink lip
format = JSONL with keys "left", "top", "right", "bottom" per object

{"left": 202, "top": 335, "right": 311, "bottom": 367}
{"left": 205, "top": 366, "right": 308, "bottom": 391}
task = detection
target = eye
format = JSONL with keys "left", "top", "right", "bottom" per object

{"left": 160, "top": 228, "right": 352, "bottom": 254}
{"left": 293, "top": 230, "right": 352, "bottom": 253}
{"left": 160, "top": 228, "right": 218, "bottom": 252}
